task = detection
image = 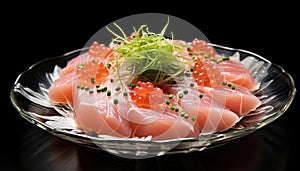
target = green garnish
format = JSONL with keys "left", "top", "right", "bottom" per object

{"left": 222, "top": 56, "right": 230, "bottom": 60}
{"left": 106, "top": 17, "right": 192, "bottom": 86}
{"left": 223, "top": 81, "right": 236, "bottom": 90}
{"left": 183, "top": 113, "right": 189, "bottom": 119}
{"left": 184, "top": 70, "right": 191, "bottom": 77}
{"left": 183, "top": 90, "right": 189, "bottom": 95}
{"left": 96, "top": 87, "right": 101, "bottom": 93}
{"left": 106, "top": 63, "right": 112, "bottom": 69}
{"left": 113, "top": 99, "right": 118, "bottom": 104}
{"left": 199, "top": 94, "right": 203, "bottom": 98}
{"left": 216, "top": 59, "right": 223, "bottom": 64}
{"left": 174, "top": 108, "right": 179, "bottom": 112}
{"left": 77, "top": 63, "right": 84, "bottom": 69}
{"left": 166, "top": 100, "right": 171, "bottom": 105}
{"left": 168, "top": 94, "right": 174, "bottom": 99}
{"left": 106, "top": 90, "right": 111, "bottom": 96}
{"left": 96, "top": 86, "right": 107, "bottom": 93}
{"left": 204, "top": 54, "right": 210, "bottom": 58}
{"left": 210, "top": 55, "right": 230, "bottom": 64}
{"left": 115, "top": 86, "right": 121, "bottom": 91}
{"left": 91, "top": 77, "right": 95, "bottom": 84}
{"left": 178, "top": 93, "right": 183, "bottom": 98}
{"left": 180, "top": 111, "right": 185, "bottom": 117}
{"left": 170, "top": 106, "right": 175, "bottom": 111}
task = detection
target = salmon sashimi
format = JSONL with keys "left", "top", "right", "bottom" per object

{"left": 220, "top": 59, "right": 259, "bottom": 91}
{"left": 190, "top": 39, "right": 259, "bottom": 91}
{"left": 200, "top": 84, "right": 261, "bottom": 116}
{"left": 48, "top": 23, "right": 261, "bottom": 140}
{"left": 59, "top": 53, "right": 85, "bottom": 77}
{"left": 180, "top": 87, "right": 240, "bottom": 134}
{"left": 73, "top": 81, "right": 132, "bottom": 137}
{"left": 128, "top": 108, "right": 198, "bottom": 140}
{"left": 49, "top": 42, "right": 111, "bottom": 105}
{"left": 117, "top": 81, "right": 199, "bottom": 140}
{"left": 48, "top": 72, "right": 75, "bottom": 104}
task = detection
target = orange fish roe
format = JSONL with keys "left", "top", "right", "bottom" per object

{"left": 192, "top": 57, "right": 223, "bottom": 87}
{"left": 130, "top": 81, "right": 163, "bottom": 109}
{"left": 88, "top": 41, "right": 113, "bottom": 58}
{"left": 190, "top": 38, "right": 215, "bottom": 57}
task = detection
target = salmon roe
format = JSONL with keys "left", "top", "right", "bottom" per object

{"left": 130, "top": 81, "right": 164, "bottom": 109}
{"left": 190, "top": 39, "right": 223, "bottom": 87}
{"left": 192, "top": 57, "right": 223, "bottom": 87}
{"left": 88, "top": 41, "right": 113, "bottom": 58}
{"left": 76, "top": 60, "right": 109, "bottom": 86}
{"left": 76, "top": 42, "right": 113, "bottom": 86}
{"left": 190, "top": 38, "right": 215, "bottom": 57}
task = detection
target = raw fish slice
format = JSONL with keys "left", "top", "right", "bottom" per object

{"left": 200, "top": 84, "right": 261, "bottom": 116}
{"left": 73, "top": 85, "right": 132, "bottom": 137}
{"left": 48, "top": 51, "right": 109, "bottom": 105}
{"left": 180, "top": 88, "right": 239, "bottom": 133}
{"left": 48, "top": 72, "right": 75, "bottom": 104}
{"left": 128, "top": 108, "right": 198, "bottom": 140}
{"left": 220, "top": 59, "right": 259, "bottom": 91}
{"left": 59, "top": 53, "right": 86, "bottom": 77}
{"left": 116, "top": 90, "right": 198, "bottom": 140}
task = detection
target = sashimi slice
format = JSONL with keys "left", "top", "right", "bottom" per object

{"left": 48, "top": 72, "right": 75, "bottom": 104}
{"left": 73, "top": 88, "right": 131, "bottom": 137}
{"left": 114, "top": 84, "right": 198, "bottom": 140}
{"left": 60, "top": 41, "right": 113, "bottom": 78}
{"left": 180, "top": 88, "right": 239, "bottom": 133}
{"left": 220, "top": 59, "right": 259, "bottom": 91}
{"left": 59, "top": 53, "right": 86, "bottom": 77}
{"left": 128, "top": 108, "right": 198, "bottom": 140}
{"left": 49, "top": 44, "right": 111, "bottom": 105}
{"left": 200, "top": 84, "right": 261, "bottom": 116}
{"left": 68, "top": 42, "right": 126, "bottom": 137}
{"left": 190, "top": 39, "right": 258, "bottom": 91}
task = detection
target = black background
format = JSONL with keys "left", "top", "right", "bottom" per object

{"left": 2, "top": 3, "right": 299, "bottom": 171}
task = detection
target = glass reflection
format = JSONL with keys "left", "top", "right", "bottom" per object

{"left": 18, "top": 118, "right": 290, "bottom": 171}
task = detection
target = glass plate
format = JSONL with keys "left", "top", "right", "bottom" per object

{"left": 10, "top": 44, "right": 296, "bottom": 158}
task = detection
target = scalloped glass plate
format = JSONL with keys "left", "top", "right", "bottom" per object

{"left": 10, "top": 44, "right": 296, "bottom": 158}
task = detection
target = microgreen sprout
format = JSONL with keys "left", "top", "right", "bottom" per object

{"left": 106, "top": 17, "right": 193, "bottom": 86}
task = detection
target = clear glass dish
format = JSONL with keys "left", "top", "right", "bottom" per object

{"left": 10, "top": 44, "right": 296, "bottom": 158}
